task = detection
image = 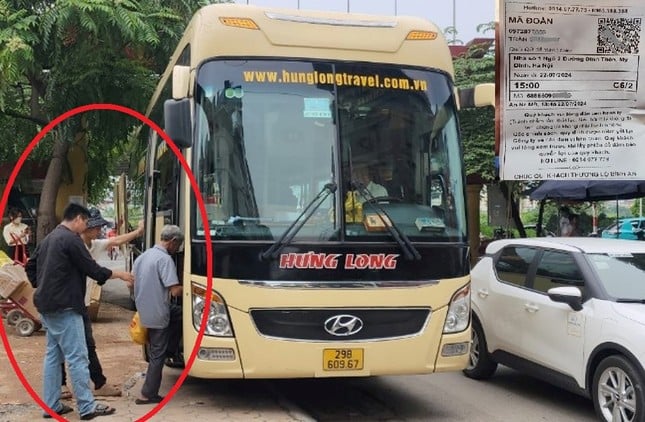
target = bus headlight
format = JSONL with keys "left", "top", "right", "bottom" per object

{"left": 442, "top": 284, "right": 470, "bottom": 334}
{"left": 192, "top": 283, "right": 233, "bottom": 337}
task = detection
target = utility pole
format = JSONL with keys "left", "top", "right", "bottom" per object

{"left": 452, "top": 0, "right": 457, "bottom": 43}
{"left": 394, "top": 0, "right": 398, "bottom": 15}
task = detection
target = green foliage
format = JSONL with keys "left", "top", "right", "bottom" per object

{"left": 630, "top": 199, "right": 644, "bottom": 218}
{"left": 453, "top": 54, "right": 495, "bottom": 87}
{"left": 453, "top": 47, "right": 496, "bottom": 181}
{"left": 479, "top": 212, "right": 494, "bottom": 238}
{"left": 443, "top": 26, "right": 462, "bottom": 45}
{"left": 0, "top": 2, "right": 37, "bottom": 110}
{"left": 476, "top": 22, "right": 496, "bottom": 35}
{"left": 0, "top": 0, "right": 224, "bottom": 202}
{"left": 460, "top": 107, "right": 495, "bottom": 181}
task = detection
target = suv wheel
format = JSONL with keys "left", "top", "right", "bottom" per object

{"left": 593, "top": 355, "right": 645, "bottom": 422}
{"left": 463, "top": 319, "right": 497, "bottom": 379}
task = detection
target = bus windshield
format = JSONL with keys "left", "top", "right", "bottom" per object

{"left": 193, "top": 59, "right": 466, "bottom": 243}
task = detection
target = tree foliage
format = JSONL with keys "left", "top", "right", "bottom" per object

{"left": 0, "top": 0, "right": 226, "bottom": 238}
{"left": 443, "top": 26, "right": 463, "bottom": 45}
{"left": 453, "top": 42, "right": 496, "bottom": 181}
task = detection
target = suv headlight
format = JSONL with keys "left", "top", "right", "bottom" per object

{"left": 442, "top": 284, "right": 471, "bottom": 334}
{"left": 191, "top": 283, "right": 233, "bottom": 337}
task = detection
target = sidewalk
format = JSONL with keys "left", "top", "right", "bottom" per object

{"left": 0, "top": 301, "right": 146, "bottom": 420}
{"left": 1, "top": 302, "right": 301, "bottom": 421}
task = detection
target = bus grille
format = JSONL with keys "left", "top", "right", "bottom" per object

{"left": 249, "top": 308, "right": 430, "bottom": 341}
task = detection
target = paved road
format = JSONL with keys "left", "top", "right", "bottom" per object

{"left": 1, "top": 362, "right": 598, "bottom": 421}
{"left": 104, "top": 365, "right": 597, "bottom": 421}
{"left": 267, "top": 369, "right": 596, "bottom": 421}
{"left": 98, "top": 254, "right": 134, "bottom": 310}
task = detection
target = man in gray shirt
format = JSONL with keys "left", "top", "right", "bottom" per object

{"left": 133, "top": 225, "right": 183, "bottom": 404}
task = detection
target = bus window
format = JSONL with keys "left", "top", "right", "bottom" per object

{"left": 337, "top": 64, "right": 465, "bottom": 241}
{"left": 193, "top": 60, "right": 337, "bottom": 241}
{"left": 154, "top": 139, "right": 179, "bottom": 222}
{"left": 192, "top": 60, "right": 466, "bottom": 243}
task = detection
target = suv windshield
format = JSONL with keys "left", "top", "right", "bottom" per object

{"left": 192, "top": 59, "right": 466, "bottom": 243}
{"left": 586, "top": 253, "right": 645, "bottom": 299}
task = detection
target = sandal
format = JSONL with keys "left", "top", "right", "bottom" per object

{"left": 94, "top": 383, "right": 122, "bottom": 397}
{"left": 43, "top": 403, "right": 73, "bottom": 419}
{"left": 165, "top": 356, "right": 185, "bottom": 368}
{"left": 60, "top": 385, "right": 73, "bottom": 400}
{"left": 80, "top": 403, "right": 116, "bottom": 420}
{"left": 135, "top": 395, "right": 164, "bottom": 405}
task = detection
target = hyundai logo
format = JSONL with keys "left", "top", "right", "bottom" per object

{"left": 324, "top": 314, "right": 364, "bottom": 336}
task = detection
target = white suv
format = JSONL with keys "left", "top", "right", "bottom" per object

{"left": 466, "top": 237, "right": 645, "bottom": 422}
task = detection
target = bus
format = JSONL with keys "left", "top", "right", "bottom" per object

{"left": 140, "top": 3, "right": 480, "bottom": 379}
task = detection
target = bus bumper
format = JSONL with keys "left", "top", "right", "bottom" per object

{"left": 185, "top": 305, "right": 470, "bottom": 379}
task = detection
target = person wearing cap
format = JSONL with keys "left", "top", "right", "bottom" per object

{"left": 58, "top": 208, "right": 144, "bottom": 399}
{"left": 25, "top": 203, "right": 134, "bottom": 420}
{"left": 133, "top": 224, "right": 184, "bottom": 405}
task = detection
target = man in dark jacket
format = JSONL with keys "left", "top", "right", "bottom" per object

{"left": 25, "top": 203, "right": 133, "bottom": 420}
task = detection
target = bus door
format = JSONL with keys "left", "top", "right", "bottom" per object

{"left": 146, "top": 132, "right": 184, "bottom": 279}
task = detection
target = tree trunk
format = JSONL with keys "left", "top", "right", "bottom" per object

{"left": 537, "top": 200, "right": 545, "bottom": 236}
{"left": 466, "top": 184, "right": 483, "bottom": 266}
{"left": 499, "top": 181, "right": 527, "bottom": 238}
{"left": 36, "top": 134, "right": 69, "bottom": 242}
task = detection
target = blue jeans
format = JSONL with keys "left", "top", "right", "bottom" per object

{"left": 41, "top": 310, "right": 96, "bottom": 416}
{"left": 61, "top": 309, "right": 106, "bottom": 389}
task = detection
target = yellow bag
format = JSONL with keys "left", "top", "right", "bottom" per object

{"left": 129, "top": 312, "right": 148, "bottom": 345}
{"left": 344, "top": 191, "right": 363, "bottom": 223}
{"left": 0, "top": 251, "right": 12, "bottom": 267}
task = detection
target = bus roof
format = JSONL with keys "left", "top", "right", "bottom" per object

{"left": 146, "top": 4, "right": 455, "bottom": 120}
{"left": 186, "top": 4, "right": 450, "bottom": 68}
{"left": 147, "top": 4, "right": 453, "bottom": 113}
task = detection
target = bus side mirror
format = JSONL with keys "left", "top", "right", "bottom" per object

{"left": 458, "top": 83, "right": 495, "bottom": 109}
{"left": 164, "top": 99, "right": 192, "bottom": 148}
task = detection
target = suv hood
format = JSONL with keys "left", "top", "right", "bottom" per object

{"left": 612, "top": 302, "right": 645, "bottom": 326}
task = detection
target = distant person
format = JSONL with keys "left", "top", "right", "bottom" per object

{"left": 559, "top": 206, "right": 573, "bottom": 237}
{"left": 59, "top": 208, "right": 144, "bottom": 399}
{"left": 133, "top": 224, "right": 184, "bottom": 405}
{"left": 564, "top": 213, "right": 581, "bottom": 237}
{"left": 25, "top": 203, "right": 134, "bottom": 420}
{"left": 106, "top": 227, "right": 118, "bottom": 259}
{"left": 3, "top": 207, "right": 30, "bottom": 263}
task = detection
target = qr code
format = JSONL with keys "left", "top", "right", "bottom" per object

{"left": 597, "top": 17, "right": 641, "bottom": 54}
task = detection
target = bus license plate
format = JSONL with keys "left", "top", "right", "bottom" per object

{"left": 323, "top": 348, "right": 364, "bottom": 371}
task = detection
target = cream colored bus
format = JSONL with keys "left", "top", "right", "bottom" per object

{"left": 141, "top": 3, "right": 474, "bottom": 378}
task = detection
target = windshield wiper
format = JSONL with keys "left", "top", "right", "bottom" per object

{"left": 353, "top": 181, "right": 421, "bottom": 261}
{"left": 615, "top": 298, "right": 645, "bottom": 303}
{"left": 260, "top": 182, "right": 337, "bottom": 260}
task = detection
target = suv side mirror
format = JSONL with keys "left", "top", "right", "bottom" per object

{"left": 547, "top": 286, "right": 583, "bottom": 311}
